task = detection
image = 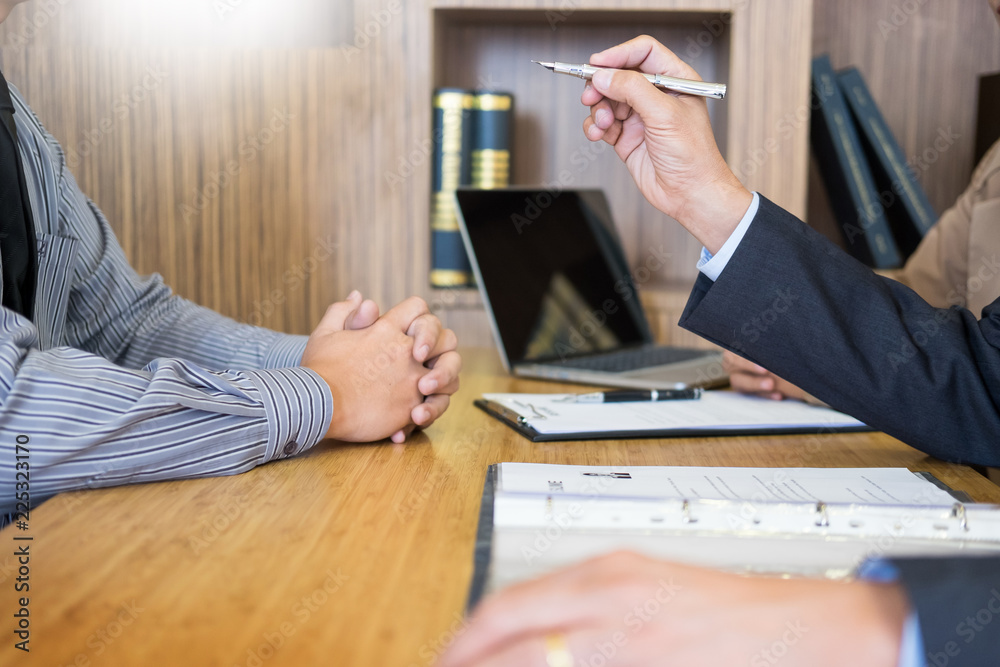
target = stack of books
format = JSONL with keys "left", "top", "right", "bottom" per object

{"left": 811, "top": 55, "right": 937, "bottom": 269}
{"left": 430, "top": 89, "right": 514, "bottom": 288}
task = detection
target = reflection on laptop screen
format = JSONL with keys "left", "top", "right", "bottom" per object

{"left": 456, "top": 189, "right": 651, "bottom": 364}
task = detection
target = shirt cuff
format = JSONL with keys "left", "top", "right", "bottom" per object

{"left": 243, "top": 366, "right": 333, "bottom": 460}
{"left": 263, "top": 334, "right": 310, "bottom": 369}
{"left": 696, "top": 191, "right": 760, "bottom": 282}
{"left": 857, "top": 559, "right": 926, "bottom": 667}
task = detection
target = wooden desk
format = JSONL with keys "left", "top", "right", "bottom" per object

{"left": 5, "top": 348, "right": 999, "bottom": 666}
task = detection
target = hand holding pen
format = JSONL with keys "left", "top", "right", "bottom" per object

{"left": 534, "top": 61, "right": 726, "bottom": 100}
{"left": 579, "top": 36, "right": 753, "bottom": 256}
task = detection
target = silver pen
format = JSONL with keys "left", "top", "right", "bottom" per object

{"left": 532, "top": 61, "right": 726, "bottom": 100}
{"left": 560, "top": 388, "right": 703, "bottom": 403}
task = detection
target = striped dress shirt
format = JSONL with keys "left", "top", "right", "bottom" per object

{"left": 0, "top": 83, "right": 333, "bottom": 517}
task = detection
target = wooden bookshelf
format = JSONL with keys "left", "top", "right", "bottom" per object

{"left": 424, "top": 0, "right": 814, "bottom": 346}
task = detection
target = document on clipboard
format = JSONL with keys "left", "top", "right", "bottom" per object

{"left": 475, "top": 391, "right": 869, "bottom": 442}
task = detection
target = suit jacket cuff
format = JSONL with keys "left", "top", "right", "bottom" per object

{"left": 890, "top": 556, "right": 1000, "bottom": 667}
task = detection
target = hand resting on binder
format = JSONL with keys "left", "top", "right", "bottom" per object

{"left": 438, "top": 551, "right": 908, "bottom": 667}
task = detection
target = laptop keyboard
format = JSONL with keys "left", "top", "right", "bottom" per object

{"left": 550, "top": 346, "right": 710, "bottom": 373}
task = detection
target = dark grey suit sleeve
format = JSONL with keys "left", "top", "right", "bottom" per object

{"left": 678, "top": 195, "right": 1000, "bottom": 466}
{"left": 890, "top": 556, "right": 1000, "bottom": 666}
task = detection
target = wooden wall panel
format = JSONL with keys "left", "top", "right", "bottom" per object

{"left": 810, "top": 0, "right": 1000, "bottom": 238}
{"left": 0, "top": 1, "right": 411, "bottom": 338}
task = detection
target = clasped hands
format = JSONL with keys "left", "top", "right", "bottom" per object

{"left": 302, "top": 291, "right": 461, "bottom": 443}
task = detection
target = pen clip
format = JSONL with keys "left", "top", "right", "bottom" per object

{"left": 483, "top": 400, "right": 535, "bottom": 428}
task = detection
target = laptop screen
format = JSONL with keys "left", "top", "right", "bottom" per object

{"left": 455, "top": 188, "right": 652, "bottom": 365}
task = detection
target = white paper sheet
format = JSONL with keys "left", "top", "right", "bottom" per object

{"left": 481, "top": 391, "right": 866, "bottom": 435}
{"left": 497, "top": 463, "right": 959, "bottom": 506}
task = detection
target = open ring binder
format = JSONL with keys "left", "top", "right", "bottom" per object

{"left": 466, "top": 463, "right": 1000, "bottom": 610}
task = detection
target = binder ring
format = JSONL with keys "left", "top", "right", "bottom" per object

{"left": 682, "top": 499, "right": 698, "bottom": 524}
{"left": 815, "top": 501, "right": 830, "bottom": 527}
{"left": 952, "top": 502, "right": 969, "bottom": 532}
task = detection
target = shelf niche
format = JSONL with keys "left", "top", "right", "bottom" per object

{"left": 433, "top": 8, "right": 730, "bottom": 288}
{"left": 428, "top": 2, "right": 813, "bottom": 346}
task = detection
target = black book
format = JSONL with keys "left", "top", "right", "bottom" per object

{"left": 838, "top": 67, "right": 936, "bottom": 257}
{"left": 810, "top": 55, "right": 901, "bottom": 268}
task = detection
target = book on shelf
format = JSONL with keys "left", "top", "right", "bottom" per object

{"left": 837, "top": 67, "right": 937, "bottom": 257}
{"left": 810, "top": 55, "right": 902, "bottom": 269}
{"left": 430, "top": 89, "right": 513, "bottom": 288}
{"left": 975, "top": 71, "right": 1000, "bottom": 168}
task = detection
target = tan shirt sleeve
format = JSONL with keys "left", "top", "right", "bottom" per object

{"left": 892, "top": 140, "right": 1000, "bottom": 308}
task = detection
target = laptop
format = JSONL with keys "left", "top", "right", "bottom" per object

{"left": 454, "top": 187, "right": 726, "bottom": 389}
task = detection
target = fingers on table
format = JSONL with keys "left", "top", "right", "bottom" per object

{"left": 420, "top": 350, "right": 462, "bottom": 396}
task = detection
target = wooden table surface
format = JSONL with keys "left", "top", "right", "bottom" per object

{"left": 4, "top": 348, "right": 999, "bottom": 667}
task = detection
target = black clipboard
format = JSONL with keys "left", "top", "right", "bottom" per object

{"left": 474, "top": 398, "right": 873, "bottom": 443}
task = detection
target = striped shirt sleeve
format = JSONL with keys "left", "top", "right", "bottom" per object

{"left": 0, "top": 309, "right": 333, "bottom": 516}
